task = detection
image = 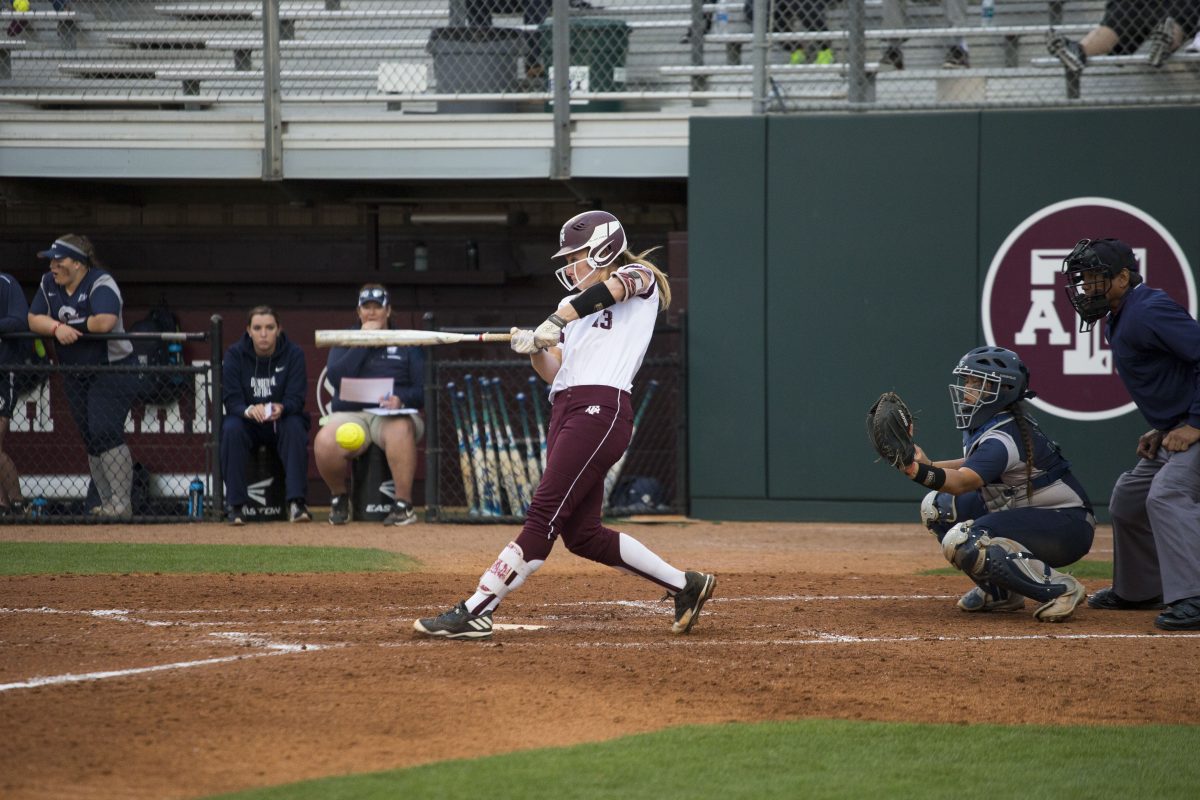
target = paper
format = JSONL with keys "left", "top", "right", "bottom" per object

{"left": 366, "top": 407, "right": 419, "bottom": 416}
{"left": 339, "top": 377, "right": 394, "bottom": 404}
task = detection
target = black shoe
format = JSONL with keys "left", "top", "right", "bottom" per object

{"left": 1155, "top": 596, "right": 1200, "bottom": 630}
{"left": 880, "top": 45, "right": 904, "bottom": 70}
{"left": 288, "top": 500, "right": 311, "bottom": 523}
{"left": 943, "top": 45, "right": 970, "bottom": 69}
{"left": 328, "top": 494, "right": 349, "bottom": 526}
{"left": 383, "top": 500, "right": 416, "bottom": 526}
{"left": 1086, "top": 586, "right": 1165, "bottom": 610}
{"left": 413, "top": 602, "right": 494, "bottom": 640}
{"left": 9, "top": 499, "right": 25, "bottom": 516}
{"left": 1047, "top": 32, "right": 1086, "bottom": 73}
{"left": 226, "top": 505, "right": 245, "bottom": 526}
{"left": 671, "top": 571, "right": 716, "bottom": 634}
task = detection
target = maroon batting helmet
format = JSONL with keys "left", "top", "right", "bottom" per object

{"left": 553, "top": 210, "right": 627, "bottom": 290}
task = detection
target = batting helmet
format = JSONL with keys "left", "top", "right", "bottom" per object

{"left": 553, "top": 210, "right": 627, "bottom": 291}
{"left": 948, "top": 346, "right": 1030, "bottom": 430}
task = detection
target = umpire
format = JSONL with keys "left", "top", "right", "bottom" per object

{"left": 1062, "top": 238, "right": 1200, "bottom": 630}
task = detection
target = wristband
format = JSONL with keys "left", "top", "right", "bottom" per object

{"left": 911, "top": 462, "right": 946, "bottom": 490}
{"left": 568, "top": 281, "right": 618, "bottom": 318}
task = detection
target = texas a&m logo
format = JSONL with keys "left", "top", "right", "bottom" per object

{"left": 982, "top": 197, "right": 1195, "bottom": 421}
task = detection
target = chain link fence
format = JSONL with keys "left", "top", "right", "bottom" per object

{"left": 425, "top": 328, "right": 685, "bottom": 523}
{"left": 2, "top": 0, "right": 1194, "bottom": 109}
{"left": 0, "top": 327, "right": 219, "bottom": 524}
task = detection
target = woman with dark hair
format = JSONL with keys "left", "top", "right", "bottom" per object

{"left": 900, "top": 346, "right": 1095, "bottom": 623}
{"left": 28, "top": 234, "right": 139, "bottom": 519}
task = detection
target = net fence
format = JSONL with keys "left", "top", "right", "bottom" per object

{"left": 426, "top": 346, "right": 684, "bottom": 523}
{"left": 0, "top": 338, "right": 218, "bottom": 524}
{"left": 1, "top": 0, "right": 1195, "bottom": 109}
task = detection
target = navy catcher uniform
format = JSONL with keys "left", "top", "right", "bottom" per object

{"left": 910, "top": 346, "right": 1094, "bottom": 622}
{"left": 415, "top": 211, "right": 715, "bottom": 640}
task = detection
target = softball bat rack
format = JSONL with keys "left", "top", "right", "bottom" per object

{"left": 315, "top": 329, "right": 513, "bottom": 348}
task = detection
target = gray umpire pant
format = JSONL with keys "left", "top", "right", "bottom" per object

{"left": 1108, "top": 440, "right": 1200, "bottom": 605}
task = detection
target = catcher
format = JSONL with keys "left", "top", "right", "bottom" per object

{"left": 868, "top": 346, "right": 1095, "bottom": 622}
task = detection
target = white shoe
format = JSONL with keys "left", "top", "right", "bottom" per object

{"left": 1033, "top": 575, "right": 1085, "bottom": 622}
{"left": 957, "top": 586, "right": 1025, "bottom": 612}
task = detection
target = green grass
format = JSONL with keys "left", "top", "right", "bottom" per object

{"left": 0, "top": 541, "right": 415, "bottom": 575}
{"left": 210, "top": 718, "right": 1200, "bottom": 799}
{"left": 923, "top": 559, "right": 1112, "bottom": 579}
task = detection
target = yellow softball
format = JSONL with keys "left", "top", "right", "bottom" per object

{"left": 335, "top": 422, "right": 365, "bottom": 451}
{"left": 13, "top": 0, "right": 30, "bottom": 12}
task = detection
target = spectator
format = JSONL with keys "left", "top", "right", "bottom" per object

{"left": 902, "top": 346, "right": 1093, "bottom": 622}
{"left": 0, "top": 271, "right": 29, "bottom": 515}
{"left": 1047, "top": 0, "right": 1200, "bottom": 72}
{"left": 1061, "top": 238, "right": 1200, "bottom": 631}
{"left": 28, "top": 235, "right": 138, "bottom": 519}
{"left": 221, "top": 305, "right": 310, "bottom": 526}
{"left": 745, "top": 0, "right": 836, "bottom": 65}
{"left": 879, "top": 0, "right": 971, "bottom": 69}
{"left": 315, "top": 284, "right": 424, "bottom": 527}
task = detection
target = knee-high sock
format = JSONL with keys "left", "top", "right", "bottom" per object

{"left": 101, "top": 445, "right": 133, "bottom": 512}
{"left": 464, "top": 541, "right": 544, "bottom": 616}
{"left": 88, "top": 454, "right": 111, "bottom": 505}
{"left": 616, "top": 532, "right": 687, "bottom": 593}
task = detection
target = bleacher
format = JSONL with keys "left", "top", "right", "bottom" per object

{"left": 0, "top": 0, "right": 1196, "bottom": 110}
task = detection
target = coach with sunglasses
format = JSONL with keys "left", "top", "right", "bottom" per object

{"left": 1062, "top": 238, "right": 1200, "bottom": 630}
{"left": 314, "top": 284, "right": 424, "bottom": 527}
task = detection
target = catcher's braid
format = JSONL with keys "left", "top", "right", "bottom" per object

{"left": 867, "top": 391, "right": 916, "bottom": 470}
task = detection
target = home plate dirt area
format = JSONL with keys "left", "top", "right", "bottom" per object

{"left": 1, "top": 521, "right": 1197, "bottom": 799}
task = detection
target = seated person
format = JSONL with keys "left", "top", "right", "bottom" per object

{"left": 221, "top": 305, "right": 310, "bottom": 525}
{"left": 1048, "top": 0, "right": 1200, "bottom": 72}
{"left": 315, "top": 284, "right": 424, "bottom": 527}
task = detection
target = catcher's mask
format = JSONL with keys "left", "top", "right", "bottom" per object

{"left": 1061, "top": 238, "right": 1140, "bottom": 333}
{"left": 553, "top": 210, "right": 627, "bottom": 291}
{"left": 949, "top": 346, "right": 1031, "bottom": 430}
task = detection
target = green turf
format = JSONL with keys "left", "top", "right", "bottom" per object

{"left": 210, "top": 718, "right": 1200, "bottom": 799}
{"left": 0, "top": 541, "right": 415, "bottom": 575}
{"left": 923, "top": 559, "right": 1113, "bottom": 579}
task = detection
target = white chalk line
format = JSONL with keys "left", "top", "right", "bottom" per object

{"left": 0, "top": 650, "right": 299, "bottom": 693}
{"left": 1, "top": 607, "right": 324, "bottom": 694}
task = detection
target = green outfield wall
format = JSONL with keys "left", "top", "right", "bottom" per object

{"left": 688, "top": 107, "right": 1200, "bottom": 522}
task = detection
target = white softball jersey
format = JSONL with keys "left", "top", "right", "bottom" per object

{"left": 549, "top": 265, "right": 659, "bottom": 397}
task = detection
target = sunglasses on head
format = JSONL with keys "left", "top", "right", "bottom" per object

{"left": 358, "top": 288, "right": 388, "bottom": 305}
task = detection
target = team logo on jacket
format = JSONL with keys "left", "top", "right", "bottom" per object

{"left": 983, "top": 197, "right": 1195, "bottom": 421}
{"left": 585, "top": 405, "right": 600, "bottom": 415}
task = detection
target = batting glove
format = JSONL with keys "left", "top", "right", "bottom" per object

{"left": 510, "top": 327, "right": 540, "bottom": 355}
{"left": 532, "top": 314, "right": 567, "bottom": 350}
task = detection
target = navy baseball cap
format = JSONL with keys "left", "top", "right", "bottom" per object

{"left": 357, "top": 287, "right": 389, "bottom": 306}
{"left": 1089, "top": 239, "right": 1138, "bottom": 272}
{"left": 37, "top": 238, "right": 89, "bottom": 262}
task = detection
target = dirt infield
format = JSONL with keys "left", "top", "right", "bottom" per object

{"left": 2, "top": 519, "right": 1197, "bottom": 799}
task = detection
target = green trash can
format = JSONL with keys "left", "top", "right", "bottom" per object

{"left": 539, "top": 18, "right": 630, "bottom": 112}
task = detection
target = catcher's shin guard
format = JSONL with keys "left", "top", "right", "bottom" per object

{"left": 941, "top": 522, "right": 1084, "bottom": 622}
{"left": 920, "top": 491, "right": 957, "bottom": 536}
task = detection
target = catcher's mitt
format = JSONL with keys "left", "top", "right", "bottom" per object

{"left": 867, "top": 391, "right": 916, "bottom": 469}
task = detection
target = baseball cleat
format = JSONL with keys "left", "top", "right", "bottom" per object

{"left": 1032, "top": 574, "right": 1085, "bottom": 622}
{"left": 957, "top": 586, "right": 1025, "bottom": 613}
{"left": 671, "top": 571, "right": 715, "bottom": 634}
{"left": 413, "top": 602, "right": 494, "bottom": 640}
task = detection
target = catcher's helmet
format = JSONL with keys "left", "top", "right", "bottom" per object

{"left": 553, "top": 210, "right": 627, "bottom": 291}
{"left": 949, "top": 346, "right": 1030, "bottom": 430}
{"left": 1060, "top": 238, "right": 1139, "bottom": 332}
